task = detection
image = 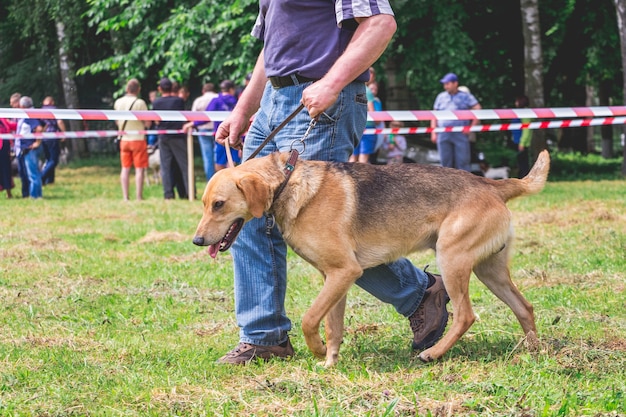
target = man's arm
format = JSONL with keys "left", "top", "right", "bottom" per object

{"left": 302, "top": 13, "right": 397, "bottom": 118}
{"left": 470, "top": 102, "right": 481, "bottom": 127}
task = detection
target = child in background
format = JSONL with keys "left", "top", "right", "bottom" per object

{"left": 383, "top": 120, "right": 407, "bottom": 164}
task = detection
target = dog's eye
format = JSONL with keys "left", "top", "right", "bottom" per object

{"left": 213, "top": 200, "right": 225, "bottom": 210}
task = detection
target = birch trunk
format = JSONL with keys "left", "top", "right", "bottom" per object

{"left": 56, "top": 20, "right": 88, "bottom": 157}
{"left": 520, "top": 0, "right": 547, "bottom": 159}
{"left": 614, "top": 0, "right": 626, "bottom": 174}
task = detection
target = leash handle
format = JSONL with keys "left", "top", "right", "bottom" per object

{"left": 224, "top": 137, "right": 236, "bottom": 168}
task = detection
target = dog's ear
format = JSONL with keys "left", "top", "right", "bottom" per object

{"left": 236, "top": 174, "right": 270, "bottom": 218}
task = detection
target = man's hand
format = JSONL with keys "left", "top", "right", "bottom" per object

{"left": 301, "top": 80, "right": 340, "bottom": 119}
{"left": 182, "top": 121, "right": 195, "bottom": 132}
{"left": 215, "top": 112, "right": 249, "bottom": 150}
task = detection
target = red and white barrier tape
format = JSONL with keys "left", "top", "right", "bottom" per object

{"left": 2, "top": 106, "right": 626, "bottom": 122}
{"left": 362, "top": 116, "right": 626, "bottom": 135}
{"left": 0, "top": 129, "right": 185, "bottom": 140}
{"left": 3, "top": 117, "right": 625, "bottom": 140}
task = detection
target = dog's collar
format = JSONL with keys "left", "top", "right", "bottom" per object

{"left": 268, "top": 149, "right": 299, "bottom": 211}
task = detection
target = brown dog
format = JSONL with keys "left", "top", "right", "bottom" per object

{"left": 193, "top": 150, "right": 550, "bottom": 367}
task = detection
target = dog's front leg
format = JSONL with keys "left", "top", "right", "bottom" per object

{"left": 301, "top": 266, "right": 360, "bottom": 367}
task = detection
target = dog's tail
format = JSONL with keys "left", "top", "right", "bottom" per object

{"left": 496, "top": 150, "right": 550, "bottom": 201}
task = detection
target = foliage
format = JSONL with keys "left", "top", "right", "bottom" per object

{"left": 79, "top": 0, "right": 259, "bottom": 98}
{"left": 549, "top": 151, "right": 625, "bottom": 180}
{"left": 0, "top": 0, "right": 112, "bottom": 108}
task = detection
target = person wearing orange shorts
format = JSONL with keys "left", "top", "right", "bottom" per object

{"left": 114, "top": 79, "right": 150, "bottom": 200}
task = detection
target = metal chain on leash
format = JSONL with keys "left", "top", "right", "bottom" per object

{"left": 265, "top": 115, "right": 318, "bottom": 234}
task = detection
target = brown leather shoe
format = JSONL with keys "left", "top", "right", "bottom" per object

{"left": 409, "top": 270, "right": 450, "bottom": 350}
{"left": 217, "top": 338, "right": 294, "bottom": 365}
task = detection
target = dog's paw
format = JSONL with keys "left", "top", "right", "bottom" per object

{"left": 524, "top": 330, "right": 540, "bottom": 351}
{"left": 417, "top": 349, "right": 438, "bottom": 363}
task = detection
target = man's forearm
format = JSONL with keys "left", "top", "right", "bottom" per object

{"left": 233, "top": 50, "right": 267, "bottom": 119}
{"left": 323, "top": 14, "right": 397, "bottom": 91}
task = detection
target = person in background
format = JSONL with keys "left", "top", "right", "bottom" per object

{"left": 40, "top": 96, "right": 67, "bottom": 185}
{"left": 146, "top": 90, "right": 159, "bottom": 147}
{"left": 209, "top": 80, "right": 240, "bottom": 171}
{"left": 152, "top": 77, "right": 191, "bottom": 199}
{"left": 213, "top": 0, "right": 449, "bottom": 364}
{"left": 183, "top": 83, "right": 218, "bottom": 181}
{"left": 16, "top": 96, "right": 44, "bottom": 199}
{"left": 0, "top": 117, "right": 17, "bottom": 198}
{"left": 350, "top": 67, "right": 377, "bottom": 163}
{"left": 114, "top": 79, "right": 150, "bottom": 200}
{"left": 178, "top": 84, "right": 191, "bottom": 109}
{"left": 431, "top": 73, "right": 481, "bottom": 171}
{"left": 368, "top": 80, "right": 386, "bottom": 163}
{"left": 235, "top": 72, "right": 253, "bottom": 99}
{"left": 383, "top": 120, "right": 407, "bottom": 164}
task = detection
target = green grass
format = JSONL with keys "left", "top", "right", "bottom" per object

{"left": 0, "top": 157, "right": 625, "bottom": 416}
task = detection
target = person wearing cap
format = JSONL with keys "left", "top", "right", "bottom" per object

{"left": 152, "top": 77, "right": 191, "bottom": 199}
{"left": 431, "top": 73, "right": 481, "bottom": 171}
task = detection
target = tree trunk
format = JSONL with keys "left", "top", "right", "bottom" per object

{"left": 585, "top": 84, "right": 595, "bottom": 153}
{"left": 56, "top": 20, "right": 88, "bottom": 157}
{"left": 615, "top": 0, "right": 626, "bottom": 175}
{"left": 384, "top": 58, "right": 418, "bottom": 110}
{"left": 520, "top": 0, "right": 547, "bottom": 160}
{"left": 599, "top": 80, "right": 614, "bottom": 158}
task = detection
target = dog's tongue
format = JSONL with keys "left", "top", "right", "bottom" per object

{"left": 208, "top": 243, "right": 219, "bottom": 259}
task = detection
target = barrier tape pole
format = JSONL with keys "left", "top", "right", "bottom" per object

{"left": 187, "top": 129, "right": 194, "bottom": 201}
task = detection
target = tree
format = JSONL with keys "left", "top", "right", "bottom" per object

{"left": 614, "top": 0, "right": 626, "bottom": 175}
{"left": 80, "top": 0, "right": 260, "bottom": 98}
{"left": 520, "top": 0, "right": 547, "bottom": 158}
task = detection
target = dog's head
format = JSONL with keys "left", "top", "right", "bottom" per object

{"left": 192, "top": 164, "right": 272, "bottom": 258}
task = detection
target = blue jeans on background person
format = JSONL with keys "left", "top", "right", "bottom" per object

{"left": 41, "top": 139, "right": 60, "bottom": 185}
{"left": 16, "top": 154, "right": 29, "bottom": 197}
{"left": 436, "top": 131, "right": 471, "bottom": 171}
{"left": 230, "top": 81, "right": 428, "bottom": 347}
{"left": 197, "top": 129, "right": 215, "bottom": 181}
{"left": 19, "top": 148, "right": 42, "bottom": 198}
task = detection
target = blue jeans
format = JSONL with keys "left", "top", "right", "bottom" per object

{"left": 41, "top": 139, "right": 60, "bottom": 185}
{"left": 17, "top": 154, "right": 29, "bottom": 197}
{"left": 231, "top": 81, "right": 428, "bottom": 346}
{"left": 437, "top": 132, "right": 471, "bottom": 171}
{"left": 197, "top": 130, "right": 215, "bottom": 181}
{"left": 19, "top": 148, "right": 42, "bottom": 198}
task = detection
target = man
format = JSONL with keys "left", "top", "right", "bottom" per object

{"left": 40, "top": 96, "right": 67, "bottom": 185}
{"left": 114, "top": 79, "right": 150, "bottom": 200}
{"left": 183, "top": 83, "right": 218, "bottom": 181}
{"left": 16, "top": 96, "right": 44, "bottom": 199}
{"left": 214, "top": 1, "right": 450, "bottom": 364}
{"left": 431, "top": 73, "right": 482, "bottom": 171}
{"left": 152, "top": 77, "right": 190, "bottom": 199}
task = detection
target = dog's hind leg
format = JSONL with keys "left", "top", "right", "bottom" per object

{"left": 472, "top": 249, "right": 539, "bottom": 349}
{"left": 419, "top": 253, "right": 475, "bottom": 362}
